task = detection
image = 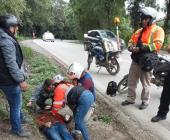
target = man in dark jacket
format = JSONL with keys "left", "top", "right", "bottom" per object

{"left": 151, "top": 45, "right": 170, "bottom": 122}
{"left": 0, "top": 14, "right": 30, "bottom": 137}
{"left": 27, "top": 78, "right": 54, "bottom": 110}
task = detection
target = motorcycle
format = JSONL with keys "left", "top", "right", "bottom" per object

{"left": 117, "top": 55, "right": 170, "bottom": 94}
{"left": 84, "top": 34, "right": 120, "bottom": 75}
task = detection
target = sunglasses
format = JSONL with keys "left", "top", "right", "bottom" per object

{"left": 67, "top": 72, "right": 75, "bottom": 76}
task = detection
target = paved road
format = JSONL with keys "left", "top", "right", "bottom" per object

{"left": 32, "top": 39, "right": 170, "bottom": 139}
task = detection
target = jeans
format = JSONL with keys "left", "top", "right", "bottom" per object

{"left": 44, "top": 122, "right": 73, "bottom": 140}
{"left": 75, "top": 90, "right": 94, "bottom": 140}
{"left": 0, "top": 85, "right": 23, "bottom": 133}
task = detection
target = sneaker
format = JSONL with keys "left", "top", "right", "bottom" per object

{"left": 10, "top": 130, "right": 32, "bottom": 138}
{"left": 72, "top": 130, "right": 83, "bottom": 140}
{"left": 121, "top": 100, "right": 135, "bottom": 106}
{"left": 151, "top": 115, "right": 166, "bottom": 122}
{"left": 139, "top": 102, "right": 148, "bottom": 110}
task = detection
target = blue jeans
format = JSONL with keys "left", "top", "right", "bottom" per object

{"left": 75, "top": 90, "right": 94, "bottom": 140}
{"left": 44, "top": 122, "right": 73, "bottom": 140}
{"left": 0, "top": 85, "right": 23, "bottom": 133}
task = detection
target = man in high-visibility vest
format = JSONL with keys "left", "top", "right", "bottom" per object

{"left": 121, "top": 7, "right": 165, "bottom": 109}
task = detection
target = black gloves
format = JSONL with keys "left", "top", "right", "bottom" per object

{"left": 139, "top": 46, "right": 150, "bottom": 53}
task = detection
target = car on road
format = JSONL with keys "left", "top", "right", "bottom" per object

{"left": 42, "top": 31, "right": 55, "bottom": 42}
{"left": 84, "top": 30, "right": 126, "bottom": 51}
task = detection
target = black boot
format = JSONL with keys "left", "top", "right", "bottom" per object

{"left": 151, "top": 115, "right": 166, "bottom": 122}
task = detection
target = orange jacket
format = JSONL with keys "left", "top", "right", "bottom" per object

{"left": 51, "top": 83, "right": 73, "bottom": 114}
{"left": 128, "top": 23, "right": 165, "bottom": 52}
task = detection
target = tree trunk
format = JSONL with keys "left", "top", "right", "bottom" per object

{"left": 164, "top": 0, "right": 170, "bottom": 36}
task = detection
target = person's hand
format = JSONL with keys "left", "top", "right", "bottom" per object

{"left": 131, "top": 47, "right": 140, "bottom": 53}
{"left": 44, "top": 122, "right": 52, "bottom": 128}
{"left": 44, "top": 105, "right": 51, "bottom": 110}
{"left": 27, "top": 101, "right": 32, "bottom": 107}
{"left": 64, "top": 114, "right": 72, "bottom": 123}
{"left": 19, "top": 81, "right": 29, "bottom": 92}
{"left": 128, "top": 46, "right": 134, "bottom": 52}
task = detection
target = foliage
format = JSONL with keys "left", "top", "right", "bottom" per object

{"left": 164, "top": 0, "right": 170, "bottom": 37}
{"left": 112, "top": 17, "right": 133, "bottom": 44}
{"left": 0, "top": 0, "right": 169, "bottom": 41}
{"left": 0, "top": 0, "right": 27, "bottom": 18}
{"left": 69, "top": 0, "right": 126, "bottom": 39}
{"left": 21, "top": 46, "right": 62, "bottom": 112}
{"left": 98, "top": 114, "right": 113, "bottom": 124}
{"left": 20, "top": 0, "right": 54, "bottom": 36}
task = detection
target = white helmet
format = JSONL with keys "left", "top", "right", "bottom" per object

{"left": 53, "top": 74, "right": 64, "bottom": 84}
{"left": 139, "top": 7, "right": 157, "bottom": 23}
{"left": 67, "top": 62, "right": 84, "bottom": 79}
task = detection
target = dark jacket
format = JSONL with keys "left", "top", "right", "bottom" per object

{"left": 29, "top": 83, "right": 53, "bottom": 109}
{"left": 78, "top": 72, "right": 96, "bottom": 101}
{"left": 67, "top": 86, "right": 85, "bottom": 106}
{"left": 0, "top": 28, "right": 25, "bottom": 85}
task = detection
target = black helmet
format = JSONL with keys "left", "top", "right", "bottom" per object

{"left": 0, "top": 14, "right": 19, "bottom": 29}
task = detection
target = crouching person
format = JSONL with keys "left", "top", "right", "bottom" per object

{"left": 36, "top": 111, "right": 74, "bottom": 140}
{"left": 27, "top": 78, "right": 54, "bottom": 111}
{"left": 67, "top": 62, "right": 96, "bottom": 121}
{"left": 52, "top": 79, "right": 94, "bottom": 140}
{"left": 27, "top": 75, "right": 64, "bottom": 111}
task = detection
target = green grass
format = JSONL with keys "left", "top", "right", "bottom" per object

{"left": 98, "top": 114, "right": 113, "bottom": 124}
{"left": 21, "top": 46, "right": 61, "bottom": 106}
{"left": 17, "top": 35, "right": 30, "bottom": 41}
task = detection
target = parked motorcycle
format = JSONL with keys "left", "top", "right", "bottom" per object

{"left": 84, "top": 34, "right": 120, "bottom": 75}
{"left": 117, "top": 55, "right": 170, "bottom": 94}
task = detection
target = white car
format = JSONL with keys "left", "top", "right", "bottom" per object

{"left": 42, "top": 31, "right": 55, "bottom": 42}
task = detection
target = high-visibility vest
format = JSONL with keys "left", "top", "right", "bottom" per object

{"left": 129, "top": 23, "right": 165, "bottom": 52}
{"left": 51, "top": 83, "right": 73, "bottom": 114}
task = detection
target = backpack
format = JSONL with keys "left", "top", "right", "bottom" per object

{"left": 106, "top": 81, "right": 118, "bottom": 96}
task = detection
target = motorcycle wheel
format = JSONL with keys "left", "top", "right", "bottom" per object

{"left": 117, "top": 75, "right": 128, "bottom": 94}
{"left": 106, "top": 57, "right": 120, "bottom": 75}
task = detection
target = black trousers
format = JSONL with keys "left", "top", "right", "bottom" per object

{"left": 158, "top": 70, "right": 170, "bottom": 117}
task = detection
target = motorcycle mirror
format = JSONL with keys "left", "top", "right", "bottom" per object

{"left": 84, "top": 34, "right": 88, "bottom": 38}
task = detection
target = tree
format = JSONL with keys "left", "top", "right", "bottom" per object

{"left": 0, "top": 0, "right": 26, "bottom": 18}
{"left": 20, "top": 0, "right": 54, "bottom": 36}
{"left": 164, "top": 0, "right": 170, "bottom": 38}
{"left": 70, "top": 0, "right": 126, "bottom": 39}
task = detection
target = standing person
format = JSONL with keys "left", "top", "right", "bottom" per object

{"left": 151, "top": 45, "right": 170, "bottom": 122}
{"left": 51, "top": 80, "right": 94, "bottom": 140}
{"left": 121, "top": 7, "right": 165, "bottom": 109}
{"left": 0, "top": 14, "right": 31, "bottom": 137}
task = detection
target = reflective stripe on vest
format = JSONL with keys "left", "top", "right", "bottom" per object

{"left": 146, "top": 25, "right": 159, "bottom": 51}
